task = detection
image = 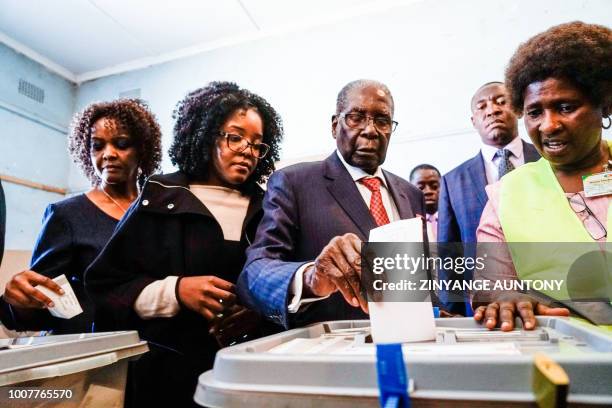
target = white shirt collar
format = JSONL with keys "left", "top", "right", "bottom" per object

{"left": 480, "top": 136, "right": 524, "bottom": 163}
{"left": 335, "top": 150, "right": 388, "bottom": 187}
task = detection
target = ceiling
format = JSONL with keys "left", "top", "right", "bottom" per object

{"left": 0, "top": 0, "right": 409, "bottom": 83}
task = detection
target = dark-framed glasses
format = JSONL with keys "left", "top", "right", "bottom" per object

{"left": 339, "top": 112, "right": 398, "bottom": 134}
{"left": 220, "top": 131, "right": 270, "bottom": 159}
{"left": 568, "top": 193, "right": 607, "bottom": 240}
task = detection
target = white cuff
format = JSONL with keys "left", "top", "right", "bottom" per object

{"left": 288, "top": 262, "right": 329, "bottom": 313}
{"left": 134, "top": 276, "right": 180, "bottom": 319}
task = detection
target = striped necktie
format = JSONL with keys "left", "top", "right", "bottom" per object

{"left": 496, "top": 148, "right": 515, "bottom": 179}
{"left": 360, "top": 177, "right": 390, "bottom": 226}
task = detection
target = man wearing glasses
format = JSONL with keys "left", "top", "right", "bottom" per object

{"left": 238, "top": 79, "right": 425, "bottom": 328}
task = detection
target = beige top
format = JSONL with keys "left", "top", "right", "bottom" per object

{"left": 189, "top": 185, "right": 250, "bottom": 241}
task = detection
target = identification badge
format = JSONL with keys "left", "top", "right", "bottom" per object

{"left": 582, "top": 171, "right": 612, "bottom": 197}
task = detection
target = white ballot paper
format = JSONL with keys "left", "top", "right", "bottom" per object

{"left": 36, "top": 274, "right": 83, "bottom": 319}
{"left": 368, "top": 217, "right": 436, "bottom": 343}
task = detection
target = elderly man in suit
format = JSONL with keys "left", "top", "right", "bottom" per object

{"left": 437, "top": 81, "right": 540, "bottom": 315}
{"left": 238, "top": 79, "right": 425, "bottom": 329}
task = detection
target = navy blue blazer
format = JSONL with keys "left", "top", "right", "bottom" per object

{"left": 238, "top": 152, "right": 425, "bottom": 329}
{"left": 0, "top": 195, "right": 118, "bottom": 334}
{"left": 437, "top": 140, "right": 540, "bottom": 313}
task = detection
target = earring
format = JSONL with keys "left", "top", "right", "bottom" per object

{"left": 604, "top": 116, "right": 612, "bottom": 130}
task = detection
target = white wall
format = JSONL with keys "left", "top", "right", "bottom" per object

{"left": 0, "top": 44, "right": 75, "bottom": 249}
{"left": 2, "top": 0, "right": 611, "bottom": 248}
{"left": 72, "top": 0, "right": 612, "bottom": 194}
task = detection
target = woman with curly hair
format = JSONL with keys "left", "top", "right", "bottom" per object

{"left": 85, "top": 81, "right": 283, "bottom": 407}
{"left": 0, "top": 99, "right": 162, "bottom": 334}
{"left": 473, "top": 21, "right": 612, "bottom": 331}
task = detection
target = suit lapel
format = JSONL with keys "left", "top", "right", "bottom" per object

{"left": 324, "top": 154, "right": 377, "bottom": 238}
{"left": 383, "top": 170, "right": 414, "bottom": 219}
{"left": 467, "top": 153, "right": 488, "bottom": 207}
{"left": 522, "top": 140, "right": 541, "bottom": 163}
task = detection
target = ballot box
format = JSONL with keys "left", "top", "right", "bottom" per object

{"left": 195, "top": 317, "right": 612, "bottom": 407}
{"left": 0, "top": 331, "right": 148, "bottom": 407}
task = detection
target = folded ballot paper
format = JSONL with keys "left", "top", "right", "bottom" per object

{"left": 35, "top": 274, "right": 83, "bottom": 319}
{"left": 368, "top": 218, "right": 436, "bottom": 343}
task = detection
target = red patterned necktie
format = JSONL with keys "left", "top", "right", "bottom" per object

{"left": 360, "top": 177, "right": 390, "bottom": 226}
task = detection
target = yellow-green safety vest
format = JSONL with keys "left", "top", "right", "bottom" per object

{"left": 498, "top": 142, "right": 612, "bottom": 333}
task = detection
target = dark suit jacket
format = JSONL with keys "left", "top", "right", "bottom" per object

{"left": 437, "top": 139, "right": 540, "bottom": 313}
{"left": 237, "top": 152, "right": 425, "bottom": 328}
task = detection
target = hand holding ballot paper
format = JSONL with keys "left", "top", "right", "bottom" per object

{"left": 303, "top": 233, "right": 369, "bottom": 313}
{"left": 302, "top": 216, "right": 437, "bottom": 343}
{"left": 36, "top": 275, "right": 83, "bottom": 319}
{"left": 3, "top": 271, "right": 82, "bottom": 319}
{"left": 367, "top": 217, "right": 437, "bottom": 343}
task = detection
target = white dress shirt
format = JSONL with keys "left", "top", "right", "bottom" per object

{"left": 426, "top": 211, "right": 438, "bottom": 242}
{"left": 288, "top": 150, "right": 399, "bottom": 313}
{"left": 480, "top": 136, "right": 525, "bottom": 184}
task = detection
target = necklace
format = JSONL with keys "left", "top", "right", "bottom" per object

{"left": 100, "top": 188, "right": 129, "bottom": 213}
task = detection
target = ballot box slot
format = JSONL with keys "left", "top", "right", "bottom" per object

{"left": 438, "top": 329, "right": 551, "bottom": 344}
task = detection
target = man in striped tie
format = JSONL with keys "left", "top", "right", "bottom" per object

{"left": 436, "top": 81, "right": 540, "bottom": 315}
{"left": 238, "top": 79, "right": 426, "bottom": 328}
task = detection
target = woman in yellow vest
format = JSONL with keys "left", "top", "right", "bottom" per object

{"left": 472, "top": 21, "right": 612, "bottom": 331}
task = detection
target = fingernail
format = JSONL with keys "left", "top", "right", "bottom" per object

{"left": 502, "top": 322, "right": 511, "bottom": 330}
{"left": 525, "top": 321, "right": 533, "bottom": 329}
{"left": 352, "top": 297, "right": 359, "bottom": 307}
{"left": 48, "top": 302, "right": 54, "bottom": 308}
{"left": 59, "top": 289, "right": 65, "bottom": 295}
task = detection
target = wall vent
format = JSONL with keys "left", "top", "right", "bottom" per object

{"left": 18, "top": 79, "right": 45, "bottom": 103}
{"left": 119, "top": 89, "right": 141, "bottom": 99}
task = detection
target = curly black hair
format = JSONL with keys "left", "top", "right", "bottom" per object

{"left": 505, "top": 21, "right": 612, "bottom": 114}
{"left": 169, "top": 82, "right": 283, "bottom": 189}
{"left": 69, "top": 99, "right": 163, "bottom": 187}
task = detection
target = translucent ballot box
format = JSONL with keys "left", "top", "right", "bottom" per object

{"left": 196, "top": 317, "right": 612, "bottom": 407}
{"left": 0, "top": 331, "right": 148, "bottom": 408}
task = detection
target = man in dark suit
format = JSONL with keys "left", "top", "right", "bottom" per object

{"left": 437, "top": 81, "right": 540, "bottom": 314}
{"left": 238, "top": 79, "right": 425, "bottom": 329}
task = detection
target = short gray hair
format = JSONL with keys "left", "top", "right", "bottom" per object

{"left": 336, "top": 79, "right": 394, "bottom": 114}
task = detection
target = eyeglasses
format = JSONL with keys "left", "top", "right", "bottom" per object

{"left": 339, "top": 112, "right": 398, "bottom": 134}
{"left": 220, "top": 132, "right": 270, "bottom": 159}
{"left": 568, "top": 193, "right": 607, "bottom": 240}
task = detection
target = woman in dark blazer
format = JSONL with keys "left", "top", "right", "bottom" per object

{"left": 85, "top": 82, "right": 283, "bottom": 408}
{"left": 0, "top": 99, "right": 162, "bottom": 334}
